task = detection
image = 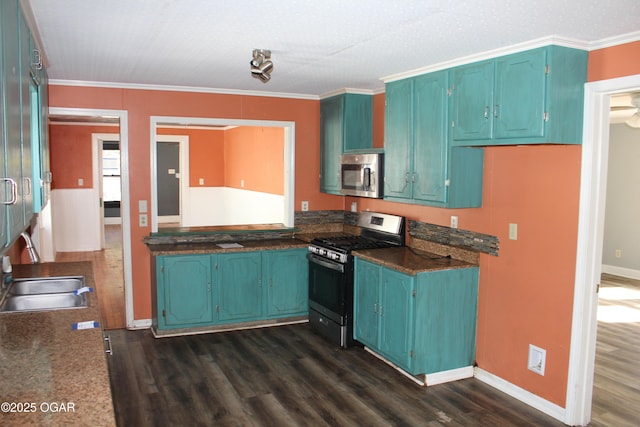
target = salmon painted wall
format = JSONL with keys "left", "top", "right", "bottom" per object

{"left": 49, "top": 124, "right": 119, "bottom": 189}
{"left": 48, "top": 86, "right": 342, "bottom": 321}
{"left": 588, "top": 40, "right": 640, "bottom": 81}
{"left": 157, "top": 128, "right": 225, "bottom": 187}
{"left": 225, "top": 126, "right": 284, "bottom": 195}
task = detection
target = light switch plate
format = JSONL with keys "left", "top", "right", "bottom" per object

{"left": 509, "top": 223, "right": 518, "bottom": 240}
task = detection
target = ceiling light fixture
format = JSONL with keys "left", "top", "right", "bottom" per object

{"left": 250, "top": 49, "right": 273, "bottom": 83}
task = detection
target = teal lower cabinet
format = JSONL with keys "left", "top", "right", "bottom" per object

{"left": 264, "top": 249, "right": 309, "bottom": 318}
{"left": 353, "top": 258, "right": 479, "bottom": 384}
{"left": 152, "top": 247, "right": 308, "bottom": 335}
{"left": 155, "top": 254, "right": 214, "bottom": 329}
{"left": 217, "top": 252, "right": 262, "bottom": 322}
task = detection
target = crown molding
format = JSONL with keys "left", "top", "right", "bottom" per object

{"left": 587, "top": 30, "right": 640, "bottom": 50}
{"left": 382, "top": 36, "right": 590, "bottom": 83}
{"left": 48, "top": 79, "right": 319, "bottom": 100}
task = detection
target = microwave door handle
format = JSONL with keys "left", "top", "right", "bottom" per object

{"left": 363, "top": 167, "right": 371, "bottom": 190}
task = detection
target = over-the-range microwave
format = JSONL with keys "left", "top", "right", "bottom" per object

{"left": 340, "top": 152, "right": 383, "bottom": 198}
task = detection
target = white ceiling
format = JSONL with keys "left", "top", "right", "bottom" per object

{"left": 25, "top": 0, "right": 640, "bottom": 98}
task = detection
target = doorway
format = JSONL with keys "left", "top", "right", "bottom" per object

{"left": 48, "top": 107, "right": 134, "bottom": 329}
{"left": 566, "top": 74, "right": 640, "bottom": 425}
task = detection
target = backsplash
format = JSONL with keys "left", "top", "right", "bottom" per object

{"left": 408, "top": 220, "right": 499, "bottom": 256}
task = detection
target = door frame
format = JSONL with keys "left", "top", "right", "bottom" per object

{"left": 92, "top": 133, "right": 120, "bottom": 248}
{"left": 48, "top": 107, "right": 134, "bottom": 329}
{"left": 565, "top": 73, "right": 640, "bottom": 425}
{"left": 155, "top": 135, "right": 189, "bottom": 226}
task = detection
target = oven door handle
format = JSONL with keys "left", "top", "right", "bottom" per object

{"left": 307, "top": 253, "right": 345, "bottom": 273}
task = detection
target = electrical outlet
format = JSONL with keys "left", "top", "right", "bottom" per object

{"left": 450, "top": 216, "right": 458, "bottom": 229}
{"left": 351, "top": 202, "right": 357, "bottom": 212}
{"left": 301, "top": 201, "right": 309, "bottom": 212}
{"left": 509, "top": 223, "right": 518, "bottom": 240}
{"left": 139, "top": 213, "right": 148, "bottom": 227}
{"left": 615, "top": 249, "right": 622, "bottom": 258}
{"left": 528, "top": 344, "right": 546, "bottom": 376}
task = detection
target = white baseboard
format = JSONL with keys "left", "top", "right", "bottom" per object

{"left": 474, "top": 368, "right": 566, "bottom": 423}
{"left": 601, "top": 264, "right": 640, "bottom": 280}
{"left": 426, "top": 366, "right": 474, "bottom": 386}
{"left": 128, "top": 318, "right": 152, "bottom": 330}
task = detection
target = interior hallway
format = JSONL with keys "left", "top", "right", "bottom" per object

{"left": 55, "top": 224, "right": 125, "bottom": 330}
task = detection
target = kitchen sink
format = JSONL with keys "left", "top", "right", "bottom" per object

{"left": 0, "top": 292, "right": 88, "bottom": 312}
{"left": 8, "top": 276, "right": 85, "bottom": 295}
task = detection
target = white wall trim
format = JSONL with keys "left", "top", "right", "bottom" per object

{"left": 49, "top": 79, "right": 319, "bottom": 100}
{"left": 426, "top": 366, "right": 474, "bottom": 386}
{"left": 128, "top": 318, "right": 152, "bottom": 330}
{"left": 48, "top": 107, "right": 134, "bottom": 330}
{"left": 566, "top": 73, "right": 640, "bottom": 426}
{"left": 601, "top": 265, "right": 640, "bottom": 281}
{"left": 474, "top": 368, "right": 566, "bottom": 423}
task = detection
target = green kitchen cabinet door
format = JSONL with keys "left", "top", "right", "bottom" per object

{"left": 158, "top": 255, "right": 213, "bottom": 328}
{"left": 19, "top": 10, "right": 33, "bottom": 225}
{"left": 413, "top": 267, "right": 479, "bottom": 374}
{"left": 320, "top": 94, "right": 373, "bottom": 194}
{"left": 343, "top": 93, "right": 373, "bottom": 152}
{"left": 353, "top": 258, "right": 381, "bottom": 348}
{"left": 320, "top": 95, "right": 342, "bottom": 194}
{"left": 217, "top": 252, "right": 262, "bottom": 322}
{"left": 383, "top": 78, "right": 413, "bottom": 200}
{"left": 378, "top": 267, "right": 415, "bottom": 370}
{"left": 264, "top": 248, "right": 308, "bottom": 318}
{"left": 412, "top": 71, "right": 448, "bottom": 204}
{"left": 450, "top": 60, "right": 494, "bottom": 142}
{"left": 1, "top": 0, "right": 24, "bottom": 246}
{"left": 494, "top": 49, "right": 546, "bottom": 140}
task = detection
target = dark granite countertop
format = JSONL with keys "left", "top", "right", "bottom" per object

{"left": 146, "top": 237, "right": 309, "bottom": 255}
{"left": 353, "top": 246, "right": 477, "bottom": 275}
{"left": 0, "top": 262, "right": 115, "bottom": 427}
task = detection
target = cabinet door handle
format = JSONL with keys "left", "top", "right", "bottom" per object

{"left": 483, "top": 106, "right": 489, "bottom": 119}
{"left": 379, "top": 306, "right": 383, "bottom": 317}
{"left": 1, "top": 178, "right": 17, "bottom": 205}
{"left": 373, "top": 303, "right": 377, "bottom": 313}
{"left": 405, "top": 173, "right": 410, "bottom": 183}
{"left": 23, "top": 177, "right": 32, "bottom": 196}
{"left": 494, "top": 104, "right": 499, "bottom": 118}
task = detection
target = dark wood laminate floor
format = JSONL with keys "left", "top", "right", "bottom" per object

{"left": 106, "top": 324, "right": 566, "bottom": 427}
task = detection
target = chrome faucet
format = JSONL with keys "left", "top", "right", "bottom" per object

{"left": 20, "top": 231, "right": 41, "bottom": 264}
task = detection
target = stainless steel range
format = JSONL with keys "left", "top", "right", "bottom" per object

{"left": 307, "top": 211, "right": 406, "bottom": 348}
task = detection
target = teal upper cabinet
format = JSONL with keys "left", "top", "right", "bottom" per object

{"left": 450, "top": 46, "right": 587, "bottom": 146}
{"left": 450, "top": 60, "right": 494, "bottom": 141}
{"left": 384, "top": 71, "right": 483, "bottom": 208}
{"left": 383, "top": 79, "right": 413, "bottom": 200}
{"left": 0, "top": 0, "right": 49, "bottom": 249}
{"left": 320, "top": 93, "right": 373, "bottom": 194}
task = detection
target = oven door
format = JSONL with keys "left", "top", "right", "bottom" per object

{"left": 307, "top": 252, "right": 348, "bottom": 325}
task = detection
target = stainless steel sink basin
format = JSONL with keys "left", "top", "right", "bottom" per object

{"left": 9, "top": 276, "right": 85, "bottom": 295}
{"left": 0, "top": 292, "right": 88, "bottom": 312}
